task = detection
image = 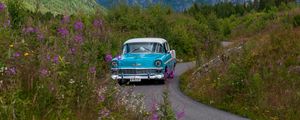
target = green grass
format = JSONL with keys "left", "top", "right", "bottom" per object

{"left": 180, "top": 8, "right": 300, "bottom": 120}
{"left": 1, "top": 0, "right": 107, "bottom": 15}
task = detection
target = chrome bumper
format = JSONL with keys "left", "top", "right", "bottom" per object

{"left": 111, "top": 74, "right": 164, "bottom": 80}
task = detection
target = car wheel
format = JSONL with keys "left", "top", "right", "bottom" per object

{"left": 118, "top": 79, "right": 128, "bottom": 85}
{"left": 160, "top": 79, "right": 165, "bottom": 84}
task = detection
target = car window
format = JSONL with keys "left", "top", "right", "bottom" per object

{"left": 166, "top": 43, "right": 170, "bottom": 52}
{"left": 155, "top": 44, "right": 163, "bottom": 53}
{"left": 123, "top": 43, "right": 164, "bottom": 54}
{"left": 163, "top": 42, "right": 170, "bottom": 53}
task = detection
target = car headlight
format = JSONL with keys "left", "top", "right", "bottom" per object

{"left": 112, "top": 61, "right": 118, "bottom": 67}
{"left": 154, "top": 60, "right": 162, "bottom": 67}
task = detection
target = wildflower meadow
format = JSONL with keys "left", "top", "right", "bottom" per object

{"left": 0, "top": 0, "right": 188, "bottom": 119}
{"left": 0, "top": 1, "right": 148, "bottom": 119}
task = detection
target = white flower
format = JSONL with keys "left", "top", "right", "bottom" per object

{"left": 0, "top": 67, "right": 7, "bottom": 73}
{"left": 69, "top": 79, "right": 75, "bottom": 84}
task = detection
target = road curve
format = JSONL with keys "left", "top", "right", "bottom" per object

{"left": 130, "top": 62, "right": 249, "bottom": 120}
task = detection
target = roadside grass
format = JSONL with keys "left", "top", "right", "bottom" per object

{"left": 180, "top": 13, "right": 300, "bottom": 119}
{"left": 0, "top": 1, "right": 147, "bottom": 119}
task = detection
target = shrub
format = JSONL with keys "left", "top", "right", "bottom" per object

{"left": 293, "top": 14, "right": 300, "bottom": 27}
{"left": 7, "top": 0, "right": 25, "bottom": 28}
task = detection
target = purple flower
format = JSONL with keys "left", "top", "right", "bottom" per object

{"left": 0, "top": 3, "right": 5, "bottom": 12}
{"left": 53, "top": 55, "right": 59, "bottom": 64}
{"left": 14, "top": 52, "right": 21, "bottom": 58}
{"left": 68, "top": 48, "right": 76, "bottom": 55}
{"left": 74, "top": 21, "right": 84, "bottom": 31}
{"left": 3, "top": 19, "right": 10, "bottom": 28}
{"left": 40, "top": 68, "right": 49, "bottom": 76}
{"left": 46, "top": 55, "right": 51, "bottom": 61}
{"left": 22, "top": 27, "right": 36, "bottom": 34}
{"left": 105, "top": 54, "right": 112, "bottom": 62}
{"left": 61, "top": 15, "right": 70, "bottom": 24}
{"left": 98, "top": 109, "right": 110, "bottom": 118}
{"left": 89, "top": 66, "right": 96, "bottom": 74}
{"left": 93, "top": 19, "right": 103, "bottom": 28}
{"left": 150, "top": 98, "right": 159, "bottom": 120}
{"left": 169, "top": 70, "right": 174, "bottom": 79}
{"left": 74, "top": 34, "right": 83, "bottom": 43}
{"left": 98, "top": 95, "right": 105, "bottom": 102}
{"left": 37, "top": 33, "right": 44, "bottom": 41}
{"left": 152, "top": 112, "right": 159, "bottom": 120}
{"left": 6, "top": 67, "right": 16, "bottom": 75}
{"left": 176, "top": 110, "right": 185, "bottom": 120}
{"left": 57, "top": 27, "right": 69, "bottom": 37}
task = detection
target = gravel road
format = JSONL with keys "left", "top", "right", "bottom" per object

{"left": 128, "top": 62, "right": 249, "bottom": 120}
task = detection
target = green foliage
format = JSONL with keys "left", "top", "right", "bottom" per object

{"left": 226, "top": 63, "right": 248, "bottom": 94}
{"left": 23, "top": 0, "right": 107, "bottom": 15}
{"left": 186, "top": 3, "right": 252, "bottom": 18}
{"left": 293, "top": 14, "right": 300, "bottom": 27}
{"left": 7, "top": 0, "right": 25, "bottom": 28}
{"left": 256, "top": 0, "right": 296, "bottom": 10}
{"left": 180, "top": 5, "right": 300, "bottom": 120}
{"left": 107, "top": 5, "right": 201, "bottom": 60}
{"left": 0, "top": 2, "right": 144, "bottom": 119}
{"left": 159, "top": 89, "right": 176, "bottom": 120}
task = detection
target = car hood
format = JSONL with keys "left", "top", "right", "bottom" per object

{"left": 117, "top": 53, "right": 164, "bottom": 68}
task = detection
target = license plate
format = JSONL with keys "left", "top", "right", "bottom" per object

{"left": 130, "top": 78, "right": 141, "bottom": 82}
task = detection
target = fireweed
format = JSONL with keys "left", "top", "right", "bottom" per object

{"left": 105, "top": 54, "right": 112, "bottom": 62}
{"left": 0, "top": 2, "right": 5, "bottom": 12}
{"left": 61, "top": 15, "right": 70, "bottom": 24}
{"left": 3, "top": 19, "right": 10, "bottom": 28}
{"left": 0, "top": 7, "right": 177, "bottom": 119}
{"left": 37, "top": 33, "right": 44, "bottom": 41}
{"left": 74, "top": 21, "right": 84, "bottom": 31}
{"left": 13, "top": 52, "right": 21, "bottom": 58}
{"left": 89, "top": 66, "right": 96, "bottom": 74}
{"left": 6, "top": 67, "right": 16, "bottom": 75}
{"left": 93, "top": 19, "right": 103, "bottom": 28}
{"left": 52, "top": 55, "right": 59, "bottom": 64}
{"left": 68, "top": 47, "right": 76, "bottom": 55}
{"left": 22, "top": 26, "right": 36, "bottom": 34}
{"left": 57, "top": 27, "right": 69, "bottom": 37}
{"left": 74, "top": 34, "right": 84, "bottom": 44}
{"left": 39, "top": 68, "right": 49, "bottom": 77}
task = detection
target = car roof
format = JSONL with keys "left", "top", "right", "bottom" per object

{"left": 124, "top": 38, "right": 167, "bottom": 44}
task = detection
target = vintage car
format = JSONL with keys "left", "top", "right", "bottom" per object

{"left": 111, "top": 38, "right": 176, "bottom": 84}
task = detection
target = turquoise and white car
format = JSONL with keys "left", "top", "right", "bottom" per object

{"left": 111, "top": 38, "right": 176, "bottom": 84}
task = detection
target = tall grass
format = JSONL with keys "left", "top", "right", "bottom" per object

{"left": 180, "top": 7, "right": 300, "bottom": 120}
{"left": 0, "top": 1, "right": 147, "bottom": 119}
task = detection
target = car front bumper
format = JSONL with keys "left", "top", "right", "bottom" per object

{"left": 111, "top": 74, "right": 164, "bottom": 80}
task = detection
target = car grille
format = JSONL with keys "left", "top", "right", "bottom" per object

{"left": 118, "top": 69, "right": 160, "bottom": 74}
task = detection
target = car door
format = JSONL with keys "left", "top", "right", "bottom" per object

{"left": 163, "top": 42, "right": 174, "bottom": 71}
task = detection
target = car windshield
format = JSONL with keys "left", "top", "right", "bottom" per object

{"left": 123, "top": 43, "right": 164, "bottom": 54}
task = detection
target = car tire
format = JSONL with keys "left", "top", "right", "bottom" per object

{"left": 160, "top": 79, "right": 165, "bottom": 84}
{"left": 118, "top": 79, "right": 128, "bottom": 85}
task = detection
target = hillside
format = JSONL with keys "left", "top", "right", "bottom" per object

{"left": 180, "top": 7, "right": 300, "bottom": 120}
{"left": 0, "top": 0, "right": 107, "bottom": 15}
{"left": 97, "top": 0, "right": 251, "bottom": 11}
